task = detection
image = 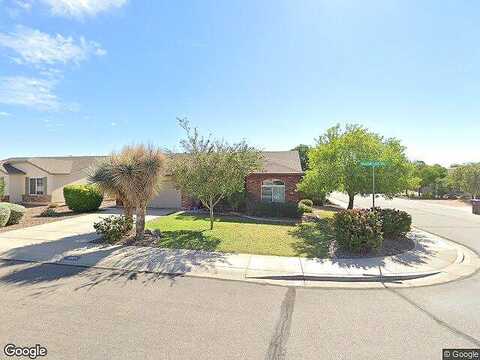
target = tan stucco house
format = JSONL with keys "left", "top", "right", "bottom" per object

{"left": 0, "top": 151, "right": 303, "bottom": 208}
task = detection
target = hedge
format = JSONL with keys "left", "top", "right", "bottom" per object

{"left": 374, "top": 208, "right": 412, "bottom": 239}
{"left": 63, "top": 184, "right": 103, "bottom": 213}
{"left": 0, "top": 205, "right": 11, "bottom": 227}
{"left": 247, "top": 201, "right": 304, "bottom": 218}
{"left": 334, "top": 209, "right": 383, "bottom": 254}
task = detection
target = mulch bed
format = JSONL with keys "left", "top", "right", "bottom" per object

{"left": 330, "top": 237, "right": 416, "bottom": 259}
{"left": 0, "top": 201, "right": 116, "bottom": 233}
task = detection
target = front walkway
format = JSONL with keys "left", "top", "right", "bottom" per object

{"left": 0, "top": 208, "right": 477, "bottom": 288}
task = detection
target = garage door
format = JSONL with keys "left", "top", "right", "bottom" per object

{"left": 149, "top": 179, "right": 181, "bottom": 209}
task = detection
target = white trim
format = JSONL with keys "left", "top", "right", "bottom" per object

{"left": 261, "top": 179, "right": 286, "bottom": 203}
{"left": 29, "top": 177, "right": 45, "bottom": 195}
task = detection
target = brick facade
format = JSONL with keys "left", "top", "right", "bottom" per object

{"left": 22, "top": 194, "right": 52, "bottom": 204}
{"left": 245, "top": 173, "right": 303, "bottom": 203}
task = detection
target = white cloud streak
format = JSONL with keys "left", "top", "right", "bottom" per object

{"left": 0, "top": 26, "right": 106, "bottom": 66}
{"left": 0, "top": 76, "right": 78, "bottom": 112}
{"left": 41, "top": 0, "right": 127, "bottom": 19}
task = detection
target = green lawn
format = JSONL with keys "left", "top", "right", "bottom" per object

{"left": 146, "top": 211, "right": 335, "bottom": 257}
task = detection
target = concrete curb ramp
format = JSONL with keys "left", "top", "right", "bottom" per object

{"left": 0, "top": 210, "right": 478, "bottom": 288}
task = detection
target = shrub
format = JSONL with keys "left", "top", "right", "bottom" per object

{"left": 94, "top": 215, "right": 133, "bottom": 244}
{"left": 375, "top": 208, "right": 411, "bottom": 239}
{"left": 40, "top": 208, "right": 57, "bottom": 217}
{"left": 334, "top": 209, "right": 383, "bottom": 254}
{"left": 298, "top": 202, "right": 313, "bottom": 214}
{"left": 247, "top": 201, "right": 303, "bottom": 218}
{"left": 0, "top": 205, "right": 11, "bottom": 227}
{"left": 64, "top": 184, "right": 103, "bottom": 213}
{"left": 299, "top": 199, "right": 314, "bottom": 207}
{"left": 0, "top": 202, "right": 26, "bottom": 225}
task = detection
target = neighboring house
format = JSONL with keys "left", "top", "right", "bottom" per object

{"left": 0, "top": 156, "right": 105, "bottom": 204}
{"left": 0, "top": 151, "right": 303, "bottom": 208}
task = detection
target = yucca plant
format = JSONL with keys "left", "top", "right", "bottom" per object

{"left": 89, "top": 145, "right": 165, "bottom": 240}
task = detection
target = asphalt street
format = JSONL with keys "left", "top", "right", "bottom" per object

{"left": 1, "top": 196, "right": 479, "bottom": 360}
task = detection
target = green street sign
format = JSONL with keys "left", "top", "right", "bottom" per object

{"left": 360, "top": 160, "right": 386, "bottom": 167}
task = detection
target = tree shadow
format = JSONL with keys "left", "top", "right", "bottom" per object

{"left": 289, "top": 219, "right": 336, "bottom": 258}
{"left": 156, "top": 230, "right": 221, "bottom": 252}
{"left": 171, "top": 212, "right": 296, "bottom": 226}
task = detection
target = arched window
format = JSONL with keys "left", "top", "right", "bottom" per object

{"left": 261, "top": 179, "right": 285, "bottom": 203}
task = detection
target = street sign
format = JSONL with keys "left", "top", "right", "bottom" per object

{"left": 360, "top": 161, "right": 386, "bottom": 208}
{"left": 360, "top": 160, "right": 385, "bottom": 167}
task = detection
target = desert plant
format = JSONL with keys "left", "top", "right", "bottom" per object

{"left": 334, "top": 209, "right": 383, "bottom": 254}
{"left": 374, "top": 208, "right": 411, "bottom": 239}
{"left": 0, "top": 202, "right": 26, "bottom": 225}
{"left": 40, "top": 208, "right": 57, "bottom": 217}
{"left": 64, "top": 184, "right": 103, "bottom": 213}
{"left": 102, "top": 145, "right": 165, "bottom": 240}
{"left": 94, "top": 215, "right": 134, "bottom": 244}
{"left": 0, "top": 205, "right": 11, "bottom": 227}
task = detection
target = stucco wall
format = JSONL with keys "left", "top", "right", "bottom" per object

{"left": 8, "top": 174, "right": 24, "bottom": 203}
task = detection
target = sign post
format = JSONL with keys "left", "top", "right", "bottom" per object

{"left": 360, "top": 161, "right": 386, "bottom": 208}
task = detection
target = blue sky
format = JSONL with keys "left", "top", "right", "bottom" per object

{"left": 0, "top": 0, "right": 478, "bottom": 166}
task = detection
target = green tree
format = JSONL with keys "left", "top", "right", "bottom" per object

{"left": 291, "top": 144, "right": 310, "bottom": 171}
{"left": 412, "top": 161, "right": 448, "bottom": 197}
{"left": 450, "top": 163, "right": 480, "bottom": 199}
{"left": 168, "top": 119, "right": 262, "bottom": 229}
{"left": 299, "top": 124, "right": 413, "bottom": 209}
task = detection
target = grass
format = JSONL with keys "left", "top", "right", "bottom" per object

{"left": 146, "top": 210, "right": 336, "bottom": 257}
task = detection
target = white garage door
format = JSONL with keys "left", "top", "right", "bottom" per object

{"left": 149, "top": 179, "right": 181, "bottom": 209}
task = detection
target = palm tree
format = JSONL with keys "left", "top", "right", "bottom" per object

{"left": 89, "top": 145, "right": 165, "bottom": 240}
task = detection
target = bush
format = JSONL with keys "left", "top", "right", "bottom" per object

{"left": 64, "top": 184, "right": 103, "bottom": 213}
{"left": 0, "top": 205, "right": 11, "bottom": 227}
{"left": 247, "top": 201, "right": 303, "bottom": 218}
{"left": 375, "top": 208, "right": 411, "bottom": 239}
{"left": 0, "top": 202, "right": 26, "bottom": 225}
{"left": 334, "top": 209, "right": 383, "bottom": 254}
{"left": 298, "top": 202, "right": 313, "bottom": 213}
{"left": 299, "top": 199, "right": 314, "bottom": 207}
{"left": 40, "top": 208, "right": 57, "bottom": 217}
{"left": 94, "top": 215, "right": 133, "bottom": 244}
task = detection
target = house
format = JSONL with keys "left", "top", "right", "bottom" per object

{"left": 0, "top": 151, "right": 303, "bottom": 208}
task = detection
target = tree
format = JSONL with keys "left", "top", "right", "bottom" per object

{"left": 89, "top": 145, "right": 166, "bottom": 239}
{"left": 291, "top": 144, "right": 310, "bottom": 171}
{"left": 412, "top": 161, "right": 448, "bottom": 197}
{"left": 0, "top": 177, "right": 4, "bottom": 199}
{"left": 168, "top": 119, "right": 262, "bottom": 230}
{"left": 299, "top": 124, "right": 413, "bottom": 209}
{"left": 450, "top": 163, "right": 480, "bottom": 199}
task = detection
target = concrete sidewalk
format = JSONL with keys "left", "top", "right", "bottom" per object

{"left": 0, "top": 209, "right": 478, "bottom": 288}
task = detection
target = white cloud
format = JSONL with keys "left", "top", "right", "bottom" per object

{"left": 41, "top": 0, "right": 127, "bottom": 19}
{"left": 0, "top": 111, "right": 11, "bottom": 117}
{"left": 0, "top": 26, "right": 106, "bottom": 66}
{"left": 0, "top": 76, "right": 78, "bottom": 112}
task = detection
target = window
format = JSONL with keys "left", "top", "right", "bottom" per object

{"left": 261, "top": 179, "right": 285, "bottom": 203}
{"left": 29, "top": 178, "right": 45, "bottom": 195}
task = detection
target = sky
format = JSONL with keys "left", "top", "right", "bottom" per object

{"left": 0, "top": 0, "right": 479, "bottom": 166}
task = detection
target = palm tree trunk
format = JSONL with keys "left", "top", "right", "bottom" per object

{"left": 135, "top": 206, "right": 146, "bottom": 239}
